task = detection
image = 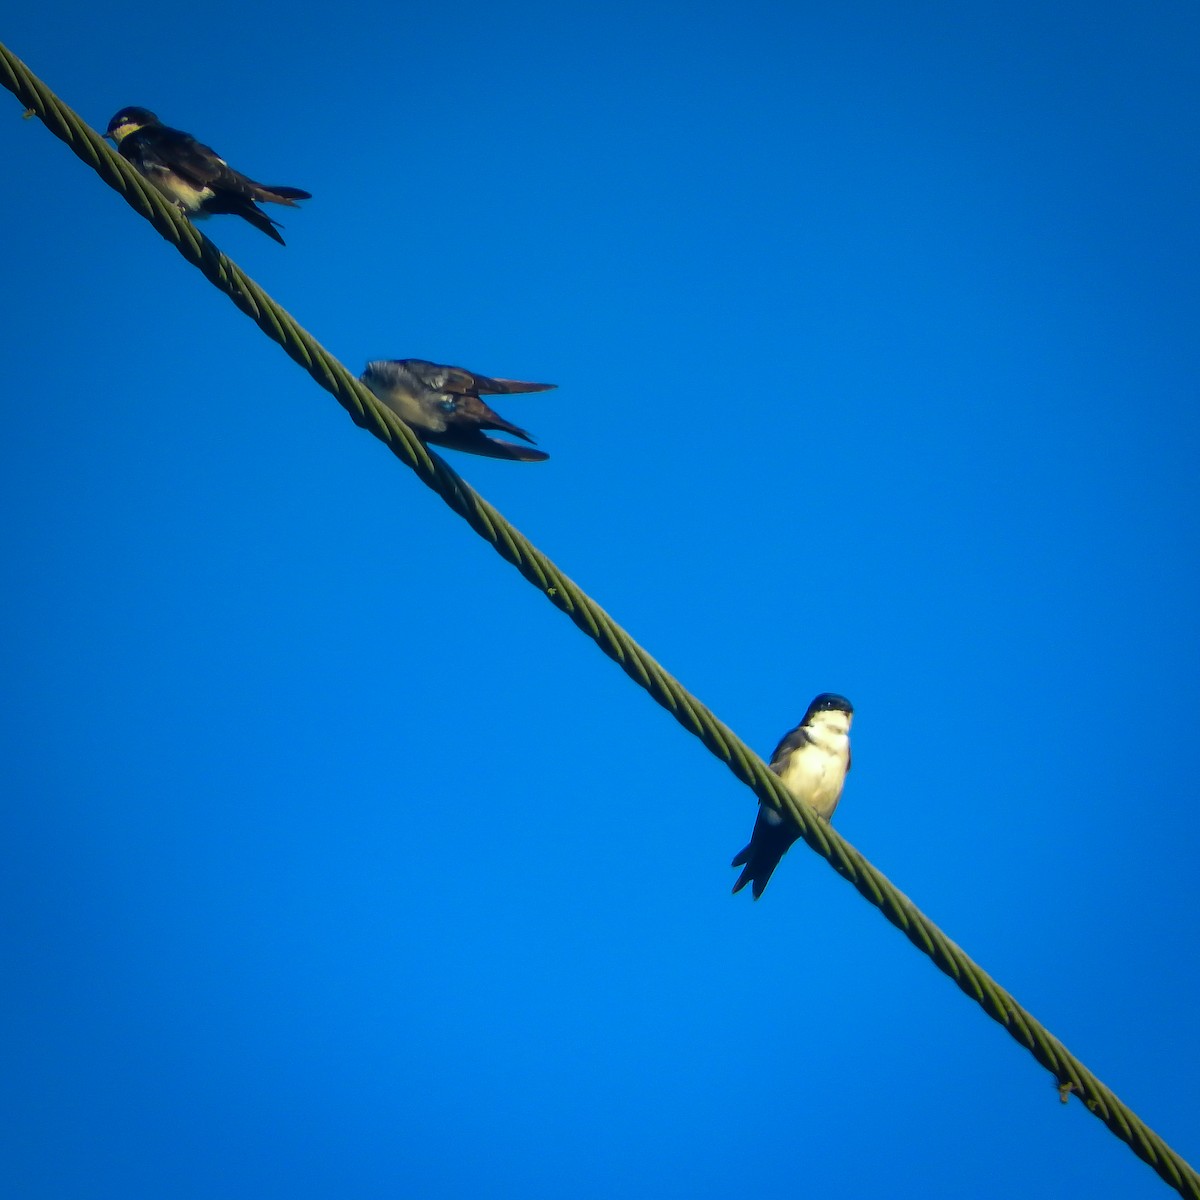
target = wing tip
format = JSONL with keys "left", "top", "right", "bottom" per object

{"left": 483, "top": 378, "right": 557, "bottom": 395}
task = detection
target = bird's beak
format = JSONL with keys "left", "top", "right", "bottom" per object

{"left": 102, "top": 131, "right": 116, "bottom": 142}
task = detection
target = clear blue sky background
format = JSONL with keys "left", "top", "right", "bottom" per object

{"left": 3, "top": 3, "right": 1199, "bottom": 1197}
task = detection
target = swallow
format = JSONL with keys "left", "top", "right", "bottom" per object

{"left": 103, "top": 107, "right": 311, "bottom": 244}
{"left": 360, "top": 359, "right": 553, "bottom": 462}
{"left": 731, "top": 693, "right": 854, "bottom": 899}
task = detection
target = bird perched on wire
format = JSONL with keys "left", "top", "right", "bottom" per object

{"left": 731, "top": 693, "right": 854, "bottom": 899}
{"left": 103, "top": 107, "right": 311, "bottom": 244}
{"left": 360, "top": 359, "right": 553, "bottom": 462}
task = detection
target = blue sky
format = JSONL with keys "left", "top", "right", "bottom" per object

{"left": 3, "top": 3, "right": 1199, "bottom": 1197}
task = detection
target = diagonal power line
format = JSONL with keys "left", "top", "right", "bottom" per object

{"left": 3, "top": 40, "right": 1196, "bottom": 1200}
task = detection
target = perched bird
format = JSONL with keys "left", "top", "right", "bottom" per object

{"left": 103, "top": 107, "right": 310, "bottom": 244}
{"left": 360, "top": 359, "right": 553, "bottom": 462}
{"left": 731, "top": 693, "right": 854, "bottom": 899}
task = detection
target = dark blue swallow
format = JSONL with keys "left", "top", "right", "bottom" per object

{"left": 104, "top": 107, "right": 310, "bottom": 244}
{"left": 732, "top": 693, "right": 854, "bottom": 899}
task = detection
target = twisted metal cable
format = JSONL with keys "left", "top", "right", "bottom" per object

{"left": 3, "top": 40, "right": 1196, "bottom": 1199}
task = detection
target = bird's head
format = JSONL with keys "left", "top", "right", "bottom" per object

{"left": 104, "top": 107, "right": 160, "bottom": 144}
{"left": 802, "top": 692, "right": 854, "bottom": 733}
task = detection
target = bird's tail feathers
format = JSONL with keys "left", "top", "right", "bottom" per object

{"left": 730, "top": 844, "right": 767, "bottom": 898}
{"left": 202, "top": 194, "right": 287, "bottom": 243}
{"left": 730, "top": 820, "right": 797, "bottom": 899}
{"left": 456, "top": 398, "right": 541, "bottom": 447}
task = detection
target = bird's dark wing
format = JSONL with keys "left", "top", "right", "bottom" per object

{"left": 427, "top": 365, "right": 552, "bottom": 397}
{"left": 416, "top": 363, "right": 475, "bottom": 394}
{"left": 445, "top": 394, "right": 539, "bottom": 444}
{"left": 767, "top": 725, "right": 812, "bottom": 771}
{"left": 472, "top": 374, "right": 556, "bottom": 396}
{"left": 136, "top": 127, "right": 230, "bottom": 189}
{"left": 142, "top": 127, "right": 310, "bottom": 206}
{"left": 425, "top": 426, "right": 549, "bottom": 462}
{"left": 197, "top": 192, "right": 287, "bottom": 243}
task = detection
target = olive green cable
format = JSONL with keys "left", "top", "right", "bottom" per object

{"left": 3, "top": 41, "right": 1195, "bottom": 1199}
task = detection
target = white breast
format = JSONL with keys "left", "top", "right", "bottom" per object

{"left": 777, "top": 739, "right": 848, "bottom": 820}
